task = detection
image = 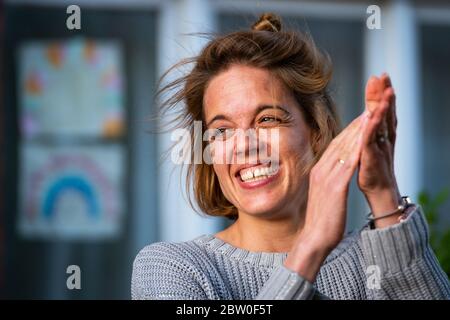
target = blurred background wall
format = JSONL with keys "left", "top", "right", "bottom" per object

{"left": 1, "top": 0, "right": 449, "bottom": 299}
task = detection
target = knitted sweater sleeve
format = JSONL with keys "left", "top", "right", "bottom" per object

{"left": 131, "top": 242, "right": 215, "bottom": 300}
{"left": 257, "top": 205, "right": 450, "bottom": 300}
{"left": 359, "top": 205, "right": 450, "bottom": 299}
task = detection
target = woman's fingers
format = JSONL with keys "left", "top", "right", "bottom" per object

{"left": 331, "top": 115, "right": 367, "bottom": 178}
{"left": 382, "top": 72, "right": 391, "bottom": 87}
{"left": 315, "top": 71, "right": 397, "bottom": 187}
{"left": 334, "top": 115, "right": 365, "bottom": 162}
{"left": 318, "top": 115, "right": 360, "bottom": 158}
{"left": 361, "top": 94, "right": 391, "bottom": 147}
{"left": 377, "top": 74, "right": 391, "bottom": 137}
{"left": 365, "top": 76, "right": 383, "bottom": 114}
{"left": 368, "top": 73, "right": 397, "bottom": 147}
{"left": 386, "top": 87, "right": 397, "bottom": 147}
{"left": 317, "top": 113, "right": 367, "bottom": 176}
{"left": 365, "top": 73, "right": 395, "bottom": 143}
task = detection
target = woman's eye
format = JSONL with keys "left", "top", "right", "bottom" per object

{"left": 211, "top": 128, "right": 234, "bottom": 141}
{"left": 259, "top": 116, "right": 279, "bottom": 124}
{"left": 216, "top": 128, "right": 228, "bottom": 136}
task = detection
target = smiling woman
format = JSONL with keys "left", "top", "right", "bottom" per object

{"left": 131, "top": 13, "right": 450, "bottom": 300}
{"left": 203, "top": 65, "right": 314, "bottom": 221}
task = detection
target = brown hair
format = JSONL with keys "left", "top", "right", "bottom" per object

{"left": 158, "top": 13, "right": 340, "bottom": 220}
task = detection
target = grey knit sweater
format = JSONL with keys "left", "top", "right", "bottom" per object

{"left": 131, "top": 206, "right": 450, "bottom": 299}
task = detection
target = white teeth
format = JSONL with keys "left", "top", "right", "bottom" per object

{"left": 242, "top": 171, "right": 253, "bottom": 181}
{"left": 239, "top": 165, "right": 279, "bottom": 182}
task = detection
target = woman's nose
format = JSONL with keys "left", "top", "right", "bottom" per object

{"left": 233, "top": 128, "right": 279, "bottom": 165}
{"left": 233, "top": 129, "right": 261, "bottom": 164}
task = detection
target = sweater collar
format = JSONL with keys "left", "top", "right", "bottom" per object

{"left": 194, "top": 234, "right": 288, "bottom": 267}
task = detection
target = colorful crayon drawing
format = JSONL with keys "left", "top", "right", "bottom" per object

{"left": 18, "top": 38, "right": 125, "bottom": 138}
{"left": 18, "top": 144, "right": 125, "bottom": 239}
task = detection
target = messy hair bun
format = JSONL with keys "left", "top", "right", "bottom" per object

{"left": 251, "top": 12, "right": 282, "bottom": 32}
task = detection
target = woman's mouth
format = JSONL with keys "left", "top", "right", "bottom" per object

{"left": 236, "top": 162, "right": 281, "bottom": 189}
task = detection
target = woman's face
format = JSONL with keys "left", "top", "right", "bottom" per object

{"left": 203, "top": 65, "right": 313, "bottom": 218}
